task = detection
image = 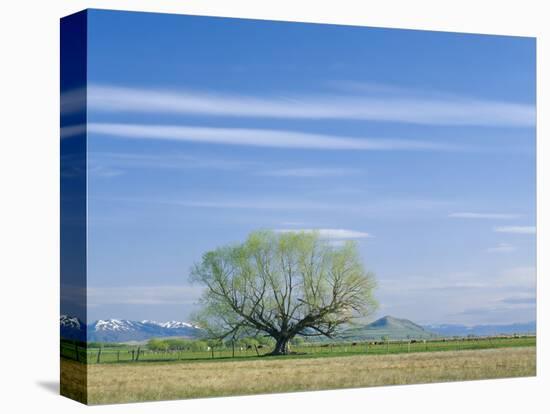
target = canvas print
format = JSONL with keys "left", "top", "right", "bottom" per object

{"left": 60, "top": 9, "right": 536, "bottom": 405}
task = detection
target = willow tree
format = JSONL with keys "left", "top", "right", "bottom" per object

{"left": 190, "top": 230, "right": 377, "bottom": 355}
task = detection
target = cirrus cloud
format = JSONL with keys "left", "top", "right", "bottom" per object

{"left": 275, "top": 228, "right": 372, "bottom": 239}
{"left": 487, "top": 243, "right": 516, "bottom": 253}
{"left": 449, "top": 212, "right": 521, "bottom": 220}
{"left": 86, "top": 122, "right": 461, "bottom": 152}
{"left": 494, "top": 226, "right": 536, "bottom": 234}
{"left": 84, "top": 84, "right": 535, "bottom": 127}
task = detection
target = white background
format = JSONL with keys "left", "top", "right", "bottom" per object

{"left": 0, "top": 0, "right": 547, "bottom": 412}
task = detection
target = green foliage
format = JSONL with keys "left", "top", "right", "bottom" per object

{"left": 147, "top": 338, "right": 209, "bottom": 352}
{"left": 190, "top": 230, "right": 377, "bottom": 354}
{"left": 65, "top": 336, "right": 536, "bottom": 365}
{"left": 290, "top": 336, "right": 306, "bottom": 346}
{"left": 148, "top": 338, "right": 169, "bottom": 351}
{"left": 236, "top": 337, "right": 258, "bottom": 347}
{"left": 87, "top": 341, "right": 126, "bottom": 349}
{"left": 256, "top": 336, "right": 275, "bottom": 346}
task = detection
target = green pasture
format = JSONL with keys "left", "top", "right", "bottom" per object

{"left": 61, "top": 335, "right": 536, "bottom": 365}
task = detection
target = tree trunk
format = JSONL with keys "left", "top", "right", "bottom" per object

{"left": 270, "top": 336, "right": 290, "bottom": 355}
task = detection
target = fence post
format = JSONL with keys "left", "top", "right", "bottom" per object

{"left": 117, "top": 350, "right": 120, "bottom": 362}
{"left": 232, "top": 341, "right": 235, "bottom": 358}
{"left": 254, "top": 345, "right": 260, "bottom": 356}
{"left": 131, "top": 349, "right": 135, "bottom": 361}
{"left": 96, "top": 347, "right": 102, "bottom": 364}
{"left": 136, "top": 346, "right": 141, "bottom": 361}
{"left": 74, "top": 341, "right": 80, "bottom": 362}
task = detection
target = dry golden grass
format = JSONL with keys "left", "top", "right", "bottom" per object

{"left": 64, "top": 347, "right": 535, "bottom": 405}
{"left": 60, "top": 358, "right": 87, "bottom": 404}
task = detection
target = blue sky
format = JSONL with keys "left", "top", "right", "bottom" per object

{"left": 76, "top": 9, "right": 535, "bottom": 325}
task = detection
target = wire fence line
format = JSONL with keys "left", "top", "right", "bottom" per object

{"left": 60, "top": 335, "right": 536, "bottom": 365}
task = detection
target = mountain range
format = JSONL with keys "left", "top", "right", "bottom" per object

{"left": 339, "top": 315, "right": 438, "bottom": 340}
{"left": 60, "top": 314, "right": 536, "bottom": 343}
{"left": 60, "top": 315, "right": 87, "bottom": 341}
{"left": 423, "top": 321, "right": 536, "bottom": 337}
{"left": 60, "top": 315, "right": 203, "bottom": 342}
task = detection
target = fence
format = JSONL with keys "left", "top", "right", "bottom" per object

{"left": 60, "top": 335, "right": 536, "bottom": 365}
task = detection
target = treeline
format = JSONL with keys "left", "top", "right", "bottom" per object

{"left": 64, "top": 336, "right": 310, "bottom": 352}
{"left": 87, "top": 342, "right": 126, "bottom": 349}
{"left": 147, "top": 336, "right": 306, "bottom": 352}
{"left": 148, "top": 338, "right": 208, "bottom": 351}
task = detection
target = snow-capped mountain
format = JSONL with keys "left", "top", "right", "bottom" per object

{"left": 60, "top": 315, "right": 203, "bottom": 342}
{"left": 60, "top": 314, "right": 85, "bottom": 329}
{"left": 93, "top": 319, "right": 138, "bottom": 332}
{"left": 156, "top": 320, "right": 199, "bottom": 329}
{"left": 60, "top": 315, "right": 86, "bottom": 341}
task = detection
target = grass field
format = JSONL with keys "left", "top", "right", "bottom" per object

{"left": 61, "top": 336, "right": 536, "bottom": 364}
{"left": 61, "top": 346, "right": 536, "bottom": 405}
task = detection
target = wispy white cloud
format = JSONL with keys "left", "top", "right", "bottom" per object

{"left": 88, "top": 152, "right": 364, "bottom": 182}
{"left": 487, "top": 243, "right": 516, "bottom": 253}
{"left": 494, "top": 226, "right": 536, "bottom": 234}
{"left": 94, "top": 195, "right": 451, "bottom": 218}
{"left": 500, "top": 296, "right": 536, "bottom": 305}
{"left": 377, "top": 267, "right": 536, "bottom": 325}
{"left": 61, "top": 284, "right": 87, "bottom": 305}
{"left": 87, "top": 84, "right": 535, "bottom": 127}
{"left": 87, "top": 122, "right": 460, "bottom": 152}
{"left": 89, "top": 151, "right": 252, "bottom": 172}
{"left": 280, "top": 221, "right": 308, "bottom": 227}
{"left": 327, "top": 80, "right": 425, "bottom": 96}
{"left": 274, "top": 228, "right": 372, "bottom": 239}
{"left": 61, "top": 88, "right": 86, "bottom": 115}
{"left": 449, "top": 212, "right": 521, "bottom": 220}
{"left": 97, "top": 196, "right": 343, "bottom": 212}
{"left": 379, "top": 267, "right": 536, "bottom": 295}
{"left": 60, "top": 124, "right": 86, "bottom": 139}
{"left": 499, "top": 266, "right": 536, "bottom": 288}
{"left": 457, "top": 304, "right": 536, "bottom": 319}
{"left": 87, "top": 285, "right": 202, "bottom": 306}
{"left": 380, "top": 276, "right": 489, "bottom": 293}
{"left": 260, "top": 167, "right": 360, "bottom": 177}
{"left": 173, "top": 199, "right": 333, "bottom": 211}
{"left": 88, "top": 164, "right": 125, "bottom": 178}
